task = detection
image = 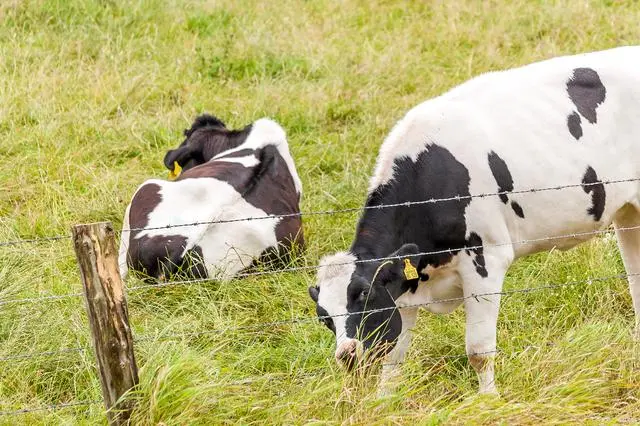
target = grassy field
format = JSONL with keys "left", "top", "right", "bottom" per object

{"left": 1, "top": 0, "right": 639, "bottom": 424}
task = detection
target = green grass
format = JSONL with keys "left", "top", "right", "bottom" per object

{"left": 1, "top": 0, "right": 639, "bottom": 424}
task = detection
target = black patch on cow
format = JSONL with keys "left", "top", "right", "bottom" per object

{"left": 465, "top": 232, "right": 488, "bottom": 278}
{"left": 316, "top": 305, "right": 335, "bottom": 334}
{"left": 353, "top": 144, "right": 488, "bottom": 277}
{"left": 567, "top": 111, "right": 583, "bottom": 140}
{"left": 127, "top": 234, "right": 189, "bottom": 281}
{"left": 581, "top": 166, "right": 605, "bottom": 221}
{"left": 565, "top": 68, "right": 606, "bottom": 140}
{"left": 510, "top": 201, "right": 525, "bottom": 218}
{"left": 128, "top": 183, "right": 162, "bottom": 232}
{"left": 487, "top": 151, "right": 525, "bottom": 219}
{"left": 488, "top": 151, "right": 513, "bottom": 204}
{"left": 567, "top": 68, "right": 606, "bottom": 123}
{"left": 353, "top": 145, "right": 472, "bottom": 273}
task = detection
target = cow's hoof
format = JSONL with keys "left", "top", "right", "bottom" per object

{"left": 478, "top": 385, "right": 500, "bottom": 397}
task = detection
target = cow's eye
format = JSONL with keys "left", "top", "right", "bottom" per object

{"left": 358, "top": 289, "right": 370, "bottom": 302}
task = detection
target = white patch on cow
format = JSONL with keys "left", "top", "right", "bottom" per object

{"left": 133, "top": 177, "right": 280, "bottom": 280}
{"left": 316, "top": 252, "right": 357, "bottom": 347}
{"left": 396, "top": 271, "right": 464, "bottom": 314}
{"left": 213, "top": 118, "right": 303, "bottom": 197}
{"left": 214, "top": 155, "right": 259, "bottom": 167}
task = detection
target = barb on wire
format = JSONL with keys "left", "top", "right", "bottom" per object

{"left": 126, "top": 224, "right": 640, "bottom": 293}
{"left": 0, "top": 400, "right": 101, "bottom": 417}
{"left": 134, "top": 272, "right": 634, "bottom": 342}
{"left": 0, "top": 347, "right": 86, "bottom": 363}
{"left": 119, "top": 176, "right": 640, "bottom": 233}
{"left": 0, "top": 235, "right": 70, "bottom": 248}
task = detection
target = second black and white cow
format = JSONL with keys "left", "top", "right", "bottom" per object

{"left": 118, "top": 114, "right": 304, "bottom": 281}
{"left": 308, "top": 46, "right": 640, "bottom": 395}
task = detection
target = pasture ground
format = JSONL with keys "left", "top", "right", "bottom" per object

{"left": 1, "top": 0, "right": 639, "bottom": 424}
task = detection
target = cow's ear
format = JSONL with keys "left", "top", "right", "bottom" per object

{"left": 375, "top": 244, "right": 421, "bottom": 298}
{"left": 163, "top": 145, "right": 197, "bottom": 170}
{"left": 308, "top": 286, "right": 319, "bottom": 303}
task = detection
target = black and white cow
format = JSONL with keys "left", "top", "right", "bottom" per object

{"left": 118, "top": 114, "right": 304, "bottom": 281}
{"left": 308, "top": 46, "right": 640, "bottom": 395}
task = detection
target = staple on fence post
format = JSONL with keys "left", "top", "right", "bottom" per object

{"left": 72, "top": 221, "right": 139, "bottom": 425}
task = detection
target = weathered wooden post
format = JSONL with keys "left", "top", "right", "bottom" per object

{"left": 72, "top": 221, "right": 139, "bottom": 425}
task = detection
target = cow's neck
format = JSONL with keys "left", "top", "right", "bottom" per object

{"left": 349, "top": 145, "right": 473, "bottom": 280}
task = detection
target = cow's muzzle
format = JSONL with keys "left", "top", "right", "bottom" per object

{"left": 335, "top": 338, "right": 363, "bottom": 371}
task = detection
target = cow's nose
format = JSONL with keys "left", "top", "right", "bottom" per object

{"left": 335, "top": 339, "right": 359, "bottom": 370}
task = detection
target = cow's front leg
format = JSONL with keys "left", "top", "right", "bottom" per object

{"left": 377, "top": 307, "right": 418, "bottom": 397}
{"left": 460, "top": 250, "right": 510, "bottom": 395}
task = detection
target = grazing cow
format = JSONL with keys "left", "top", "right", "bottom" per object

{"left": 118, "top": 114, "right": 304, "bottom": 281}
{"left": 308, "top": 46, "right": 640, "bottom": 395}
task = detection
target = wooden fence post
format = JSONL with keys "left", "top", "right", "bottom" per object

{"left": 72, "top": 221, "right": 139, "bottom": 425}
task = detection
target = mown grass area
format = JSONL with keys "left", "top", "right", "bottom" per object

{"left": 1, "top": 0, "right": 639, "bottom": 424}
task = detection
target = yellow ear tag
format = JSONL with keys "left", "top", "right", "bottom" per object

{"left": 168, "top": 161, "right": 182, "bottom": 181}
{"left": 403, "top": 259, "right": 418, "bottom": 280}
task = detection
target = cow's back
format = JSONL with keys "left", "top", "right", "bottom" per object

{"left": 370, "top": 46, "right": 640, "bottom": 258}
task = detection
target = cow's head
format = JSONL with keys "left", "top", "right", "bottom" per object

{"left": 309, "top": 244, "right": 420, "bottom": 369}
{"left": 163, "top": 114, "right": 248, "bottom": 177}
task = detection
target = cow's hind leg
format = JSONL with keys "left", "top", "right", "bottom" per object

{"left": 613, "top": 204, "right": 640, "bottom": 340}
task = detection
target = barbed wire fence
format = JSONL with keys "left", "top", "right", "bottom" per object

{"left": 1, "top": 177, "right": 639, "bottom": 420}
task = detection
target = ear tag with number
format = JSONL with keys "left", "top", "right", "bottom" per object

{"left": 168, "top": 161, "right": 182, "bottom": 181}
{"left": 403, "top": 259, "right": 418, "bottom": 280}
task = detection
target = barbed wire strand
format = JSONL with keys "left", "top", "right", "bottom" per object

{"left": 0, "top": 347, "right": 86, "bottom": 363}
{"left": 0, "top": 400, "right": 102, "bottom": 417}
{"left": 0, "top": 291, "right": 84, "bottom": 308}
{"left": 119, "top": 176, "right": 640, "bottom": 233}
{"left": 134, "top": 271, "right": 634, "bottom": 342}
{"left": 126, "top": 224, "right": 640, "bottom": 293}
{"left": 3, "top": 176, "right": 639, "bottom": 248}
{"left": 0, "top": 235, "right": 71, "bottom": 248}
{"left": 3, "top": 222, "right": 636, "bottom": 307}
